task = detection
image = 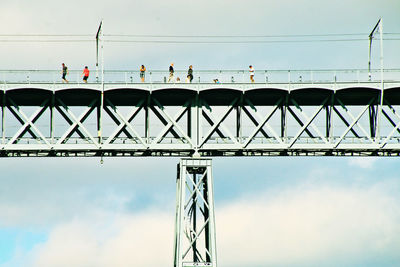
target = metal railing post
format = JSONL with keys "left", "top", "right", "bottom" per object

{"left": 311, "top": 70, "right": 314, "bottom": 84}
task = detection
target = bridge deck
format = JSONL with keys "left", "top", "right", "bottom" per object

{"left": 1, "top": 81, "right": 400, "bottom": 106}
{"left": 1, "top": 69, "right": 400, "bottom": 157}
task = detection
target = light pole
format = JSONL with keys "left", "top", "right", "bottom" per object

{"left": 368, "top": 18, "right": 384, "bottom": 141}
{"left": 95, "top": 20, "right": 103, "bottom": 83}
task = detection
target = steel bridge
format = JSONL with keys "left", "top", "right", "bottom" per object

{"left": 1, "top": 68, "right": 400, "bottom": 157}
{"left": 2, "top": 68, "right": 400, "bottom": 267}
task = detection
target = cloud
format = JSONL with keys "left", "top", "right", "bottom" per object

{"left": 217, "top": 183, "right": 400, "bottom": 266}
{"left": 0, "top": 158, "right": 177, "bottom": 227}
{"left": 29, "top": 211, "right": 174, "bottom": 267}
{"left": 4, "top": 180, "right": 400, "bottom": 267}
{"left": 348, "top": 157, "right": 379, "bottom": 169}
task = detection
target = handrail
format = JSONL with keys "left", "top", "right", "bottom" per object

{"left": 0, "top": 68, "right": 399, "bottom": 84}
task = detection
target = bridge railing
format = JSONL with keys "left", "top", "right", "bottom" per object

{"left": 0, "top": 69, "right": 399, "bottom": 84}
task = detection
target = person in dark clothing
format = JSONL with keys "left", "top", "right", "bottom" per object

{"left": 187, "top": 65, "right": 193, "bottom": 83}
{"left": 168, "top": 63, "right": 174, "bottom": 82}
{"left": 61, "top": 63, "right": 69, "bottom": 83}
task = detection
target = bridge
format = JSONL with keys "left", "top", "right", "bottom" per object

{"left": 2, "top": 67, "right": 400, "bottom": 267}
{"left": 0, "top": 68, "right": 400, "bottom": 157}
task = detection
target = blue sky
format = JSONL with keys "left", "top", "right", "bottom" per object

{"left": 1, "top": 0, "right": 400, "bottom": 266}
{"left": 0, "top": 157, "right": 400, "bottom": 266}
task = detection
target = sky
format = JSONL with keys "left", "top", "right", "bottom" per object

{"left": 1, "top": 0, "right": 400, "bottom": 266}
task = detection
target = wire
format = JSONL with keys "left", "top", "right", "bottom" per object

{"left": 104, "top": 38, "right": 369, "bottom": 44}
{"left": 0, "top": 39, "right": 397, "bottom": 44}
{"left": 0, "top": 40, "right": 93, "bottom": 43}
{"left": 0, "top": 34, "right": 399, "bottom": 44}
{"left": 105, "top": 33, "right": 369, "bottom": 38}
{"left": 0, "top": 32, "right": 397, "bottom": 39}
{"left": 0, "top": 34, "right": 92, "bottom": 37}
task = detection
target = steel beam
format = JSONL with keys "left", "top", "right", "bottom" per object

{"left": 174, "top": 158, "right": 217, "bottom": 267}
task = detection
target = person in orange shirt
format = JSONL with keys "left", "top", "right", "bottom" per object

{"left": 140, "top": 65, "right": 146, "bottom": 82}
{"left": 82, "top": 66, "right": 90, "bottom": 83}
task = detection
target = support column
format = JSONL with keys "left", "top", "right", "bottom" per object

{"left": 189, "top": 94, "right": 199, "bottom": 150}
{"left": 50, "top": 91, "right": 55, "bottom": 144}
{"left": 174, "top": 158, "right": 217, "bottom": 267}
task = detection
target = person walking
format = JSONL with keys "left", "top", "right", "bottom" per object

{"left": 81, "top": 66, "right": 90, "bottom": 83}
{"left": 61, "top": 63, "right": 69, "bottom": 83}
{"left": 140, "top": 65, "right": 146, "bottom": 82}
{"left": 168, "top": 63, "right": 174, "bottom": 82}
{"left": 249, "top": 65, "right": 255, "bottom": 83}
{"left": 187, "top": 65, "right": 193, "bottom": 83}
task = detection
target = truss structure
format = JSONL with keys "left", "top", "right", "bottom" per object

{"left": 1, "top": 82, "right": 400, "bottom": 157}
{"left": 174, "top": 158, "right": 217, "bottom": 267}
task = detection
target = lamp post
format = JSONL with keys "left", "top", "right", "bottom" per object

{"left": 368, "top": 18, "right": 384, "bottom": 141}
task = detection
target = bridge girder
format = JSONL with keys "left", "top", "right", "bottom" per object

{"left": 1, "top": 83, "right": 400, "bottom": 157}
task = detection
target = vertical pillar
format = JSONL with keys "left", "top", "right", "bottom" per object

{"left": 174, "top": 158, "right": 217, "bottom": 267}
{"left": 281, "top": 95, "right": 288, "bottom": 142}
{"left": 378, "top": 18, "right": 384, "bottom": 142}
{"left": 145, "top": 94, "right": 150, "bottom": 144}
{"left": 236, "top": 106, "right": 241, "bottom": 142}
{"left": 1, "top": 92, "right": 5, "bottom": 145}
{"left": 328, "top": 94, "right": 334, "bottom": 142}
{"left": 99, "top": 20, "right": 104, "bottom": 145}
{"left": 369, "top": 105, "right": 377, "bottom": 139}
{"left": 190, "top": 94, "right": 199, "bottom": 150}
{"left": 98, "top": 96, "right": 103, "bottom": 144}
{"left": 51, "top": 91, "right": 55, "bottom": 144}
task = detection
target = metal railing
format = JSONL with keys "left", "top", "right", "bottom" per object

{"left": 0, "top": 68, "right": 400, "bottom": 84}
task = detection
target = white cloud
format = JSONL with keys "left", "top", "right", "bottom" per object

{"left": 217, "top": 184, "right": 400, "bottom": 266}
{"left": 29, "top": 211, "right": 174, "bottom": 267}
{"left": 0, "top": 157, "right": 177, "bottom": 227}
{"left": 348, "top": 157, "right": 379, "bottom": 169}
{"left": 4, "top": 181, "right": 400, "bottom": 267}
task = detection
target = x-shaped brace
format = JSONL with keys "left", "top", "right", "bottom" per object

{"left": 334, "top": 104, "right": 371, "bottom": 148}
{"left": 291, "top": 100, "right": 329, "bottom": 145}
{"left": 200, "top": 105, "right": 239, "bottom": 146}
{"left": 151, "top": 103, "right": 194, "bottom": 146}
{"left": 104, "top": 99, "right": 147, "bottom": 147}
{"left": 6, "top": 98, "right": 51, "bottom": 148}
{"left": 381, "top": 104, "right": 400, "bottom": 147}
{"left": 184, "top": 171, "right": 209, "bottom": 212}
{"left": 56, "top": 98, "right": 100, "bottom": 147}
{"left": 243, "top": 104, "right": 283, "bottom": 147}
{"left": 289, "top": 99, "right": 328, "bottom": 148}
{"left": 152, "top": 105, "right": 190, "bottom": 145}
{"left": 183, "top": 217, "right": 211, "bottom": 261}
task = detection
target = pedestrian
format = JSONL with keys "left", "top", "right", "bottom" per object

{"left": 249, "top": 65, "right": 255, "bottom": 83}
{"left": 140, "top": 65, "right": 146, "bottom": 82}
{"left": 61, "top": 63, "right": 69, "bottom": 83}
{"left": 168, "top": 63, "right": 174, "bottom": 82}
{"left": 187, "top": 65, "right": 193, "bottom": 83}
{"left": 81, "top": 66, "right": 90, "bottom": 83}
